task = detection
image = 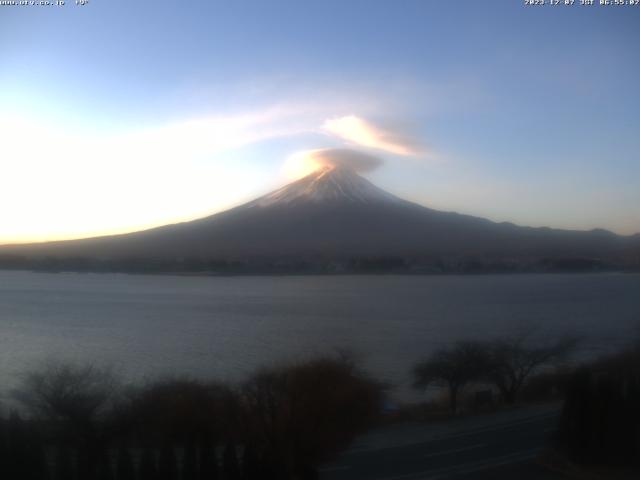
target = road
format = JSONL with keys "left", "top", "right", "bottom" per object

{"left": 320, "top": 403, "right": 565, "bottom": 480}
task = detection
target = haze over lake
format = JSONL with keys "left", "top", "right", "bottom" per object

{"left": 1, "top": 271, "right": 639, "bottom": 401}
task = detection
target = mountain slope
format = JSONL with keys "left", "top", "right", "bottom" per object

{"left": 250, "top": 165, "right": 402, "bottom": 207}
{"left": 1, "top": 166, "right": 638, "bottom": 268}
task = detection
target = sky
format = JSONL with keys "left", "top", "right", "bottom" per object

{"left": 1, "top": 0, "right": 639, "bottom": 244}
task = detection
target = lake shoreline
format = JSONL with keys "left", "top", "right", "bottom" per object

{"left": 0, "top": 267, "right": 637, "bottom": 278}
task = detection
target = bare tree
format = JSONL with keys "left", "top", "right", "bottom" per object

{"left": 412, "top": 341, "right": 490, "bottom": 414}
{"left": 14, "top": 361, "right": 119, "bottom": 427}
{"left": 486, "top": 334, "right": 578, "bottom": 404}
{"left": 13, "top": 361, "right": 120, "bottom": 479}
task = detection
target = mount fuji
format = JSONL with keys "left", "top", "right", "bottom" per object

{"left": 1, "top": 166, "right": 638, "bottom": 272}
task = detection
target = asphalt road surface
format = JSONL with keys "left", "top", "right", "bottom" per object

{"left": 320, "top": 403, "right": 564, "bottom": 480}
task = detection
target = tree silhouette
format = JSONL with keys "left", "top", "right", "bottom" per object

{"left": 413, "top": 341, "right": 490, "bottom": 414}
{"left": 241, "top": 443, "right": 261, "bottom": 480}
{"left": 241, "top": 355, "right": 382, "bottom": 479}
{"left": 115, "top": 445, "right": 135, "bottom": 480}
{"left": 139, "top": 447, "right": 158, "bottom": 480}
{"left": 14, "top": 361, "right": 120, "bottom": 480}
{"left": 222, "top": 443, "right": 241, "bottom": 480}
{"left": 15, "top": 362, "right": 118, "bottom": 427}
{"left": 128, "top": 379, "right": 227, "bottom": 444}
{"left": 6, "top": 412, "right": 48, "bottom": 480}
{"left": 95, "top": 447, "right": 114, "bottom": 480}
{"left": 158, "top": 442, "right": 179, "bottom": 480}
{"left": 198, "top": 441, "right": 219, "bottom": 480}
{"left": 558, "top": 345, "right": 640, "bottom": 466}
{"left": 183, "top": 440, "right": 198, "bottom": 480}
{"left": 53, "top": 445, "right": 75, "bottom": 480}
{"left": 0, "top": 416, "right": 6, "bottom": 478}
{"left": 486, "top": 335, "right": 578, "bottom": 404}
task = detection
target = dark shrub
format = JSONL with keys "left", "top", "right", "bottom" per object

{"left": 240, "top": 355, "right": 383, "bottom": 479}
{"left": 557, "top": 346, "right": 640, "bottom": 467}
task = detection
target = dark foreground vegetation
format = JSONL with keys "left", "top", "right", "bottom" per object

{"left": 2, "top": 339, "right": 638, "bottom": 479}
{"left": 411, "top": 334, "right": 578, "bottom": 414}
{"left": 409, "top": 336, "right": 640, "bottom": 476}
{"left": 0, "top": 356, "right": 382, "bottom": 480}
{"left": 556, "top": 345, "right": 640, "bottom": 470}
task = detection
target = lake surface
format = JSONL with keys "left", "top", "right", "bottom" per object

{"left": 1, "top": 271, "right": 639, "bottom": 402}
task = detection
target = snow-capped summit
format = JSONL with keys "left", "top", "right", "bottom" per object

{"left": 252, "top": 165, "right": 401, "bottom": 207}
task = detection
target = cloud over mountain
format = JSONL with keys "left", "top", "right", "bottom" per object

{"left": 284, "top": 148, "right": 384, "bottom": 179}
{"left": 322, "top": 115, "right": 424, "bottom": 156}
{"left": 305, "top": 148, "right": 384, "bottom": 172}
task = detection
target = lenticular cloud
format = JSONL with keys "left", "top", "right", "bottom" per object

{"left": 306, "top": 148, "right": 384, "bottom": 173}
{"left": 322, "top": 115, "right": 424, "bottom": 157}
